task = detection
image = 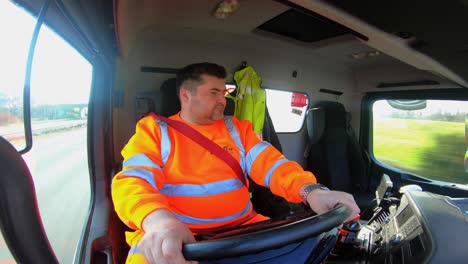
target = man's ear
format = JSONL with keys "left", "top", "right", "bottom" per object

{"left": 179, "top": 88, "right": 190, "bottom": 104}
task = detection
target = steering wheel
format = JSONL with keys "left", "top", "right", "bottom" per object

{"left": 182, "top": 204, "right": 351, "bottom": 260}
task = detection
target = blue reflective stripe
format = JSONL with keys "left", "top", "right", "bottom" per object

{"left": 224, "top": 116, "right": 247, "bottom": 175}
{"left": 160, "top": 178, "right": 243, "bottom": 197}
{"left": 123, "top": 154, "right": 161, "bottom": 169}
{"left": 245, "top": 141, "right": 270, "bottom": 175}
{"left": 174, "top": 202, "right": 251, "bottom": 225}
{"left": 239, "top": 158, "right": 247, "bottom": 177}
{"left": 224, "top": 116, "right": 245, "bottom": 156}
{"left": 128, "top": 245, "right": 140, "bottom": 256}
{"left": 264, "top": 159, "right": 288, "bottom": 188}
{"left": 122, "top": 169, "right": 158, "bottom": 190}
{"left": 157, "top": 119, "right": 171, "bottom": 166}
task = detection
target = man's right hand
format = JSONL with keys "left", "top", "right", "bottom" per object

{"left": 304, "top": 188, "right": 360, "bottom": 222}
{"left": 139, "top": 209, "right": 198, "bottom": 264}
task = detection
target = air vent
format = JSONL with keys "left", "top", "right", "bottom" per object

{"left": 319, "top": 89, "right": 343, "bottom": 96}
{"left": 375, "top": 211, "right": 390, "bottom": 225}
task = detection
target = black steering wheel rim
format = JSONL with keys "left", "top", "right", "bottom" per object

{"left": 183, "top": 204, "right": 351, "bottom": 260}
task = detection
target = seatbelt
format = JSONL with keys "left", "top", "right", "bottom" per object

{"left": 157, "top": 115, "right": 246, "bottom": 185}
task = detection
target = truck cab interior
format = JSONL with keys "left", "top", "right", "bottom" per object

{"left": 1, "top": 0, "right": 468, "bottom": 263}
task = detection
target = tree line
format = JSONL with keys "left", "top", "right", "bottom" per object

{"left": 389, "top": 111, "right": 466, "bottom": 122}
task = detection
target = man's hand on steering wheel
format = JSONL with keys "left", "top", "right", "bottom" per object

{"left": 306, "top": 188, "right": 360, "bottom": 222}
{"left": 139, "top": 209, "right": 199, "bottom": 264}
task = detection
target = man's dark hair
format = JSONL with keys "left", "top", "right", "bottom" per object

{"left": 176, "top": 62, "right": 227, "bottom": 95}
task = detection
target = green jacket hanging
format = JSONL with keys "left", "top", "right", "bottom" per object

{"left": 231, "top": 66, "right": 266, "bottom": 135}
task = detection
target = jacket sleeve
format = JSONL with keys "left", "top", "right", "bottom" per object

{"left": 111, "top": 113, "right": 170, "bottom": 231}
{"left": 235, "top": 118, "right": 317, "bottom": 203}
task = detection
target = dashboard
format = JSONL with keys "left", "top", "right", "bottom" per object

{"left": 356, "top": 187, "right": 468, "bottom": 263}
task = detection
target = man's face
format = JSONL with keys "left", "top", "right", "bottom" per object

{"left": 183, "top": 74, "right": 227, "bottom": 125}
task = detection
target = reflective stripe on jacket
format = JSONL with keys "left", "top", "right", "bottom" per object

{"left": 111, "top": 112, "right": 316, "bottom": 245}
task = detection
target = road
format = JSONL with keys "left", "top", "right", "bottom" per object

{"left": 0, "top": 127, "right": 90, "bottom": 264}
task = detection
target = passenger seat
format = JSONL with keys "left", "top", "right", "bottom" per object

{"left": 304, "top": 101, "right": 372, "bottom": 211}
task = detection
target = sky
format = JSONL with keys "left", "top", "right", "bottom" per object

{"left": 0, "top": 0, "right": 92, "bottom": 105}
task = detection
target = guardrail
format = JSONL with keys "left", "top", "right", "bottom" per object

{"left": 0, "top": 120, "right": 87, "bottom": 141}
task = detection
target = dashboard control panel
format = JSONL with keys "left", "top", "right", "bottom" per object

{"left": 326, "top": 174, "right": 468, "bottom": 264}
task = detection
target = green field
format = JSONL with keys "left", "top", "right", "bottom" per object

{"left": 374, "top": 118, "right": 467, "bottom": 184}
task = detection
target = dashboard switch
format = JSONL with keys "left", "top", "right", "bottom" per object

{"left": 375, "top": 226, "right": 383, "bottom": 234}
{"left": 390, "top": 234, "right": 402, "bottom": 245}
{"left": 374, "top": 235, "right": 383, "bottom": 245}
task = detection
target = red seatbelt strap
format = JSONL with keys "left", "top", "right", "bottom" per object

{"left": 157, "top": 115, "right": 246, "bottom": 185}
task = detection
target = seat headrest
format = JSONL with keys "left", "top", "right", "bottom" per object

{"left": 306, "top": 101, "right": 349, "bottom": 143}
{"left": 306, "top": 108, "right": 325, "bottom": 144}
{"left": 160, "top": 78, "right": 181, "bottom": 117}
{"left": 315, "top": 101, "right": 347, "bottom": 129}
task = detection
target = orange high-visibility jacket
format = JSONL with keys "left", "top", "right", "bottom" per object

{"left": 112, "top": 112, "right": 316, "bottom": 245}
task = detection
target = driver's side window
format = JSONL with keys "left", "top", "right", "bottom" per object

{"left": 0, "top": 2, "right": 92, "bottom": 262}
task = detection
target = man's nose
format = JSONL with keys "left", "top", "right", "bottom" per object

{"left": 218, "top": 94, "right": 227, "bottom": 105}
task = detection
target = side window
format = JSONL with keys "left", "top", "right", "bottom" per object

{"left": 225, "top": 84, "right": 236, "bottom": 95}
{"left": 0, "top": 2, "right": 33, "bottom": 261}
{"left": 373, "top": 99, "right": 468, "bottom": 184}
{"left": 265, "top": 89, "right": 309, "bottom": 133}
{"left": 0, "top": 1, "right": 92, "bottom": 263}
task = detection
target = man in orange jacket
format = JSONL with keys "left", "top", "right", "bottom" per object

{"left": 112, "top": 62, "right": 360, "bottom": 264}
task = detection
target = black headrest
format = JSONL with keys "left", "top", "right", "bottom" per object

{"left": 315, "top": 101, "right": 347, "bottom": 129}
{"left": 306, "top": 108, "right": 325, "bottom": 144}
{"left": 160, "top": 78, "right": 181, "bottom": 117}
{"left": 306, "top": 101, "right": 349, "bottom": 143}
